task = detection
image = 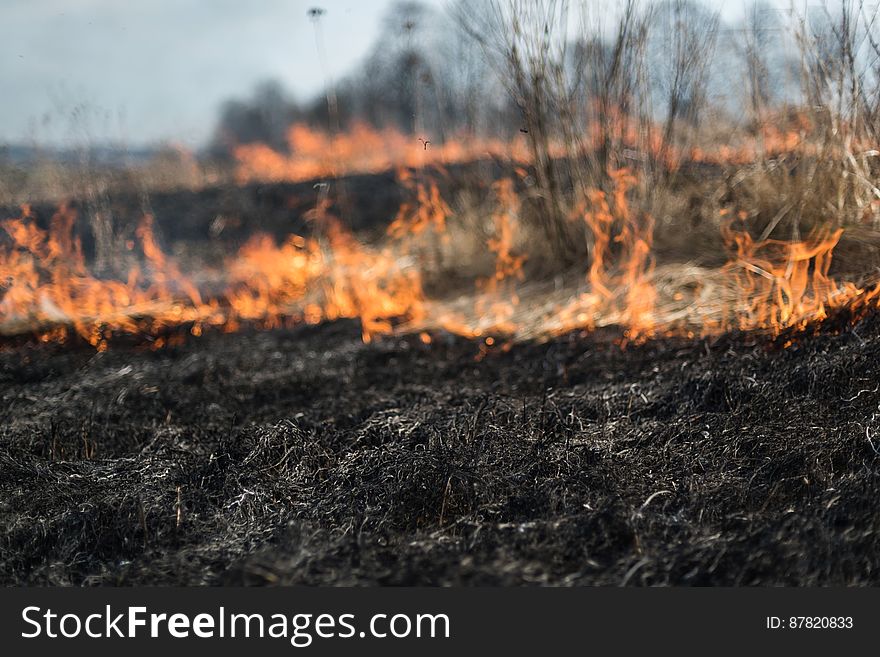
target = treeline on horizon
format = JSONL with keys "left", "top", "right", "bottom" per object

{"left": 208, "top": 0, "right": 849, "bottom": 159}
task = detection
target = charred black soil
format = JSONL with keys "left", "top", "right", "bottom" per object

{"left": 2, "top": 309, "right": 879, "bottom": 586}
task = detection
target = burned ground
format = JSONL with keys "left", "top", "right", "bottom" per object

{"left": 1, "top": 308, "right": 879, "bottom": 586}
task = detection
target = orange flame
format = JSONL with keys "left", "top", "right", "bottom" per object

{"left": 0, "top": 204, "right": 424, "bottom": 347}
{"left": 234, "top": 122, "right": 533, "bottom": 183}
{"left": 232, "top": 114, "right": 819, "bottom": 186}
{"left": 718, "top": 222, "right": 862, "bottom": 332}
{"left": 4, "top": 118, "right": 880, "bottom": 349}
{"left": 0, "top": 205, "right": 216, "bottom": 350}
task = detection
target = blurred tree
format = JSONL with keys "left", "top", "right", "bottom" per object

{"left": 209, "top": 80, "right": 300, "bottom": 158}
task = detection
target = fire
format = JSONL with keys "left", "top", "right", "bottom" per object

{"left": 387, "top": 168, "right": 450, "bottom": 242}
{"left": 0, "top": 205, "right": 215, "bottom": 350}
{"left": 718, "top": 223, "right": 862, "bottom": 332}
{"left": 234, "top": 122, "right": 533, "bottom": 183}
{"left": 4, "top": 172, "right": 878, "bottom": 349}
{"left": 316, "top": 219, "right": 425, "bottom": 341}
{"left": 0, "top": 203, "right": 424, "bottom": 347}
{"left": 224, "top": 233, "right": 324, "bottom": 328}
{"left": 223, "top": 224, "right": 424, "bottom": 341}
{"left": 232, "top": 114, "right": 814, "bottom": 186}
{"left": 473, "top": 178, "right": 527, "bottom": 335}
{"left": 412, "top": 166, "right": 875, "bottom": 343}
{"left": 4, "top": 117, "right": 880, "bottom": 350}
{"left": 577, "top": 168, "right": 655, "bottom": 338}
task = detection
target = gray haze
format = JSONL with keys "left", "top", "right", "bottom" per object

{"left": 1, "top": 0, "right": 777, "bottom": 148}
{"left": 1, "top": 0, "right": 435, "bottom": 147}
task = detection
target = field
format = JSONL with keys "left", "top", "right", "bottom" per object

{"left": 5, "top": 0, "right": 880, "bottom": 588}
{"left": 2, "top": 175, "right": 880, "bottom": 586}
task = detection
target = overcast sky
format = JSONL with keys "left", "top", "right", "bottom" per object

{"left": 2, "top": 0, "right": 775, "bottom": 149}
{"left": 1, "top": 0, "right": 441, "bottom": 148}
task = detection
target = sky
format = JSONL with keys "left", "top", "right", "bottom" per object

{"left": 1, "top": 0, "right": 776, "bottom": 149}
{"left": 0, "top": 0, "right": 439, "bottom": 148}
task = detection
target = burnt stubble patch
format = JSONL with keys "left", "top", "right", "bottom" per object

{"left": 1, "top": 313, "right": 879, "bottom": 585}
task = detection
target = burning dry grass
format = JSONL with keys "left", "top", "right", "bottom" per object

{"left": 3, "top": 157, "right": 879, "bottom": 351}
{"left": 0, "top": 202, "right": 424, "bottom": 348}
{"left": 233, "top": 122, "right": 535, "bottom": 184}
{"left": 6, "top": 98, "right": 880, "bottom": 351}
{"left": 231, "top": 117, "right": 821, "bottom": 186}
{"left": 6, "top": 0, "right": 880, "bottom": 589}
